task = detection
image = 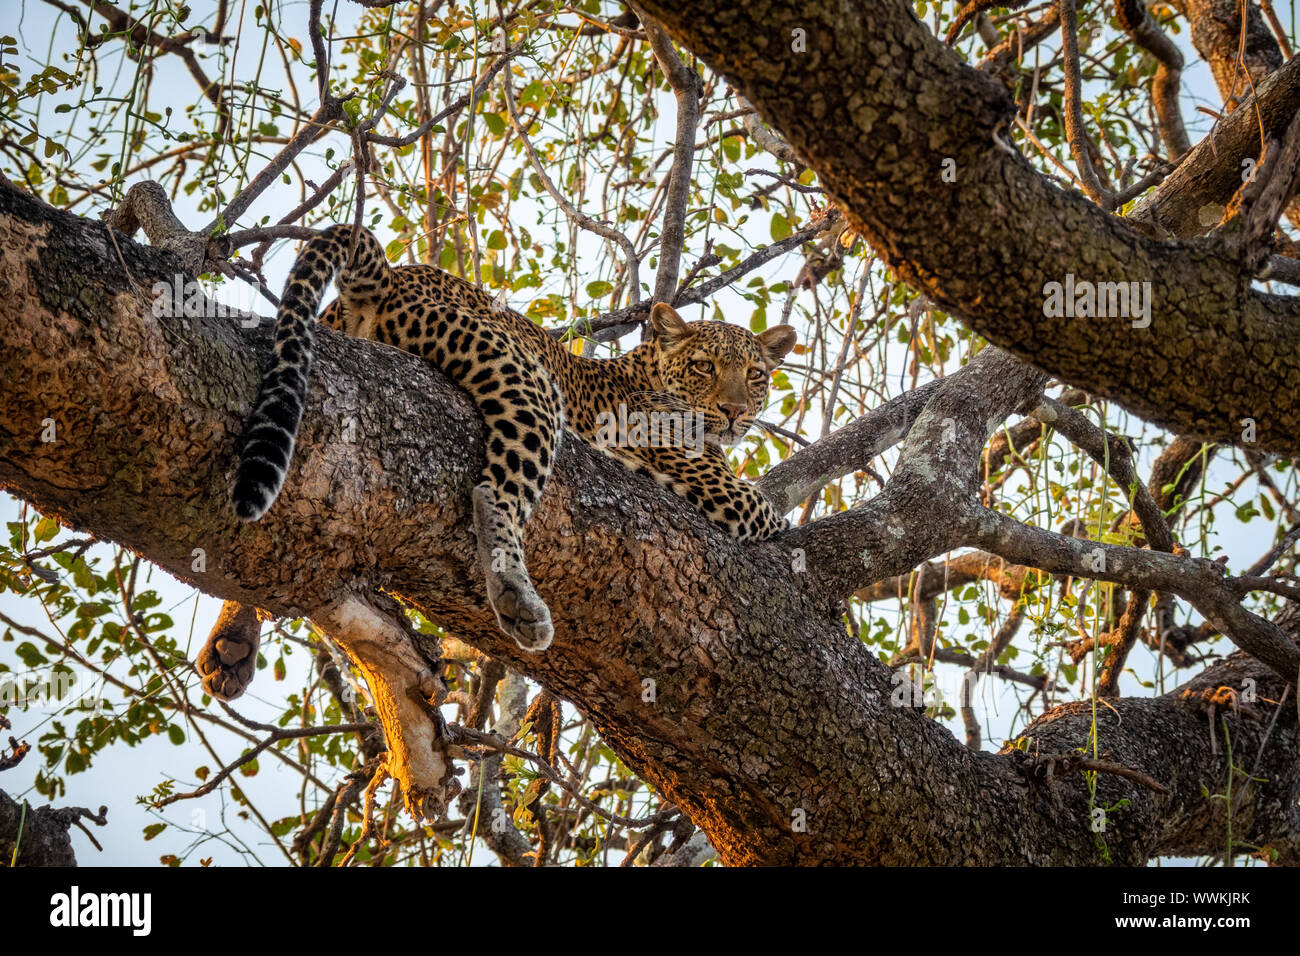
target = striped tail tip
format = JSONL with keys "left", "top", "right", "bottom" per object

{"left": 232, "top": 458, "right": 284, "bottom": 522}
{"left": 233, "top": 492, "right": 271, "bottom": 523}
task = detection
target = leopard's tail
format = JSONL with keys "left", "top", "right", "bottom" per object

{"left": 232, "top": 225, "right": 388, "bottom": 522}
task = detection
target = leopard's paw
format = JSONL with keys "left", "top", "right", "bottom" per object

{"left": 485, "top": 566, "right": 554, "bottom": 652}
{"left": 472, "top": 483, "right": 553, "bottom": 652}
{"left": 196, "top": 600, "right": 262, "bottom": 701}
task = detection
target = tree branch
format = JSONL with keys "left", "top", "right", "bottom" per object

{"left": 630, "top": 3, "right": 701, "bottom": 304}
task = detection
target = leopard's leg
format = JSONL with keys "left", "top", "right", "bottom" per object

{"left": 458, "top": 348, "right": 565, "bottom": 651}
{"left": 627, "top": 444, "right": 788, "bottom": 541}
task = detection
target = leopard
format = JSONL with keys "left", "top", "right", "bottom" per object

{"left": 230, "top": 223, "right": 795, "bottom": 659}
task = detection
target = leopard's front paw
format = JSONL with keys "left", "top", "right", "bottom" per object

{"left": 196, "top": 600, "right": 262, "bottom": 700}
{"left": 472, "top": 483, "right": 553, "bottom": 652}
{"left": 485, "top": 567, "right": 554, "bottom": 652}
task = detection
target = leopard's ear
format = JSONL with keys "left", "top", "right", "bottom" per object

{"left": 758, "top": 324, "right": 797, "bottom": 367}
{"left": 649, "top": 302, "right": 695, "bottom": 348}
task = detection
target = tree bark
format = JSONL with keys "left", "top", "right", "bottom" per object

{"left": 0, "top": 785, "right": 107, "bottom": 866}
{"left": 1126, "top": 56, "right": 1300, "bottom": 239}
{"left": 1173, "top": 0, "right": 1285, "bottom": 111}
{"left": 3, "top": 181, "right": 1298, "bottom": 864}
{"left": 1, "top": 790, "right": 78, "bottom": 866}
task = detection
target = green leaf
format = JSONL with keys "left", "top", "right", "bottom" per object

{"left": 519, "top": 81, "right": 546, "bottom": 107}
{"left": 770, "top": 213, "right": 791, "bottom": 241}
{"left": 143, "top": 823, "right": 167, "bottom": 841}
{"left": 16, "top": 642, "right": 48, "bottom": 668}
{"left": 71, "top": 558, "right": 94, "bottom": 591}
{"left": 482, "top": 112, "right": 506, "bottom": 136}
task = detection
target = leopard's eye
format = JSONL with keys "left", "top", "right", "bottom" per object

{"left": 691, "top": 359, "right": 714, "bottom": 375}
{"left": 747, "top": 367, "right": 767, "bottom": 382}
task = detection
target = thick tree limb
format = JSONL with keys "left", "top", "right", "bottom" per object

{"left": 1127, "top": 55, "right": 1300, "bottom": 239}
{"left": 783, "top": 346, "right": 1049, "bottom": 596}
{"left": 757, "top": 376, "right": 940, "bottom": 514}
{"left": 633, "top": 0, "right": 1300, "bottom": 457}
{"left": 1169, "top": 0, "right": 1300, "bottom": 232}
{"left": 1173, "top": 0, "right": 1285, "bottom": 111}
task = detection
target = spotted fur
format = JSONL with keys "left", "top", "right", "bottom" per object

{"left": 234, "top": 225, "right": 796, "bottom": 650}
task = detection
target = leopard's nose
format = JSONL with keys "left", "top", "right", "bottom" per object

{"left": 719, "top": 403, "right": 746, "bottom": 421}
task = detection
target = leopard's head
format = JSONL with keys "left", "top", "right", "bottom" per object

{"left": 645, "top": 303, "right": 796, "bottom": 446}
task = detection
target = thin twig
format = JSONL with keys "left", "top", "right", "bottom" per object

{"left": 1058, "top": 0, "right": 1113, "bottom": 208}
